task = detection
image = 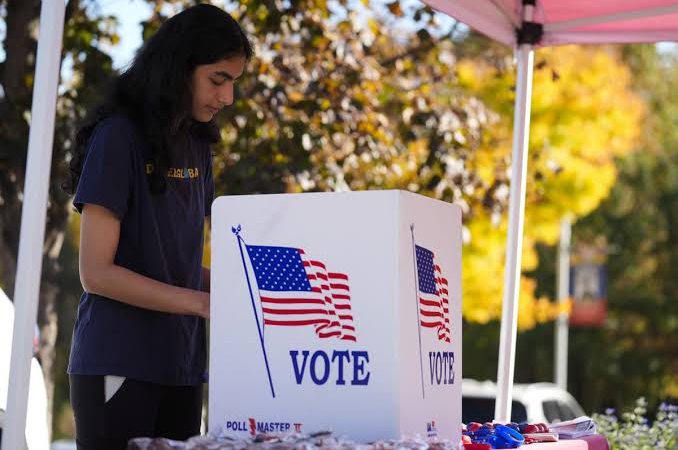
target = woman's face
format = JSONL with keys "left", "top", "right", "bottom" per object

{"left": 191, "top": 55, "right": 246, "bottom": 122}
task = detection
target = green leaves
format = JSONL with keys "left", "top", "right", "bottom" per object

{"left": 203, "top": 0, "right": 492, "bottom": 203}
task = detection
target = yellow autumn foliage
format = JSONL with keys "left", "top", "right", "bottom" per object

{"left": 458, "top": 46, "right": 643, "bottom": 329}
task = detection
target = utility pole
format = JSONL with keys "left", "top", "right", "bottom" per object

{"left": 555, "top": 217, "right": 571, "bottom": 391}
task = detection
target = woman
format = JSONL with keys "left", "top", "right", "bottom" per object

{"left": 64, "top": 4, "right": 252, "bottom": 449}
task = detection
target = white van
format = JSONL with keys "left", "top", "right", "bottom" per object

{"left": 462, "top": 378, "right": 585, "bottom": 424}
{"left": 0, "top": 288, "right": 51, "bottom": 450}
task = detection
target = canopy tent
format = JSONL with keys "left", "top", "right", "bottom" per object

{"left": 3, "top": 1, "right": 678, "bottom": 449}
{"left": 418, "top": 0, "right": 678, "bottom": 423}
{"left": 424, "top": 1, "right": 678, "bottom": 46}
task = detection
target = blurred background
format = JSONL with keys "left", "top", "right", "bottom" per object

{"left": 0, "top": 0, "right": 675, "bottom": 444}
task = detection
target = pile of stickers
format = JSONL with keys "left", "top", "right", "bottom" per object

{"left": 127, "top": 430, "right": 459, "bottom": 450}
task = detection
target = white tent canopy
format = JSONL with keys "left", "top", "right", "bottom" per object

{"left": 3, "top": 2, "right": 678, "bottom": 449}
{"left": 419, "top": 0, "right": 678, "bottom": 423}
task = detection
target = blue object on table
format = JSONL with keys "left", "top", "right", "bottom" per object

{"left": 492, "top": 424, "right": 525, "bottom": 448}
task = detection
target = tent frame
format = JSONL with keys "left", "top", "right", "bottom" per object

{"left": 1, "top": 1, "right": 66, "bottom": 449}
{"left": 494, "top": 0, "right": 538, "bottom": 422}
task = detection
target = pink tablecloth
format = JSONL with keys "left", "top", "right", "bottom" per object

{"left": 526, "top": 434, "right": 609, "bottom": 450}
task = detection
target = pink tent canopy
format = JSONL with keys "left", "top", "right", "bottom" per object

{"left": 419, "top": 0, "right": 678, "bottom": 423}
{"left": 424, "top": 0, "right": 678, "bottom": 46}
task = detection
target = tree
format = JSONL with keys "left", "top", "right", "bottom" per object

{"left": 566, "top": 44, "right": 678, "bottom": 412}
{"left": 456, "top": 44, "right": 643, "bottom": 329}
{"left": 522, "top": 44, "right": 677, "bottom": 414}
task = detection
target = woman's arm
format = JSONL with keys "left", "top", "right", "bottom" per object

{"left": 79, "top": 203, "right": 209, "bottom": 318}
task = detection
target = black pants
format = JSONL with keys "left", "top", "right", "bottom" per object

{"left": 70, "top": 375, "right": 203, "bottom": 450}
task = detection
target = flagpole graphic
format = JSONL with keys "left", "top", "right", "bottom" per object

{"left": 410, "top": 224, "right": 426, "bottom": 399}
{"left": 232, "top": 225, "right": 276, "bottom": 398}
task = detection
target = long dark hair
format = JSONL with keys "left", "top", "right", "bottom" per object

{"left": 65, "top": 3, "right": 253, "bottom": 195}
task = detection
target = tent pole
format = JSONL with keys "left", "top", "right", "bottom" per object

{"left": 1, "top": 0, "right": 66, "bottom": 449}
{"left": 554, "top": 217, "right": 571, "bottom": 391}
{"left": 494, "top": 41, "right": 534, "bottom": 423}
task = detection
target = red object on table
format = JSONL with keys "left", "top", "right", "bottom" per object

{"left": 467, "top": 422, "right": 483, "bottom": 432}
{"left": 525, "top": 434, "right": 609, "bottom": 450}
{"left": 523, "top": 424, "right": 540, "bottom": 433}
{"left": 463, "top": 443, "right": 492, "bottom": 450}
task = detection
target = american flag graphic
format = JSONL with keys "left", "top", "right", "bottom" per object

{"left": 415, "top": 244, "right": 451, "bottom": 343}
{"left": 245, "top": 245, "right": 357, "bottom": 342}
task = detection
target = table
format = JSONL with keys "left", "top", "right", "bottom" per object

{"left": 526, "top": 435, "right": 609, "bottom": 450}
{"left": 128, "top": 433, "right": 611, "bottom": 450}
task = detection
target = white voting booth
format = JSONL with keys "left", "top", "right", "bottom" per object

{"left": 210, "top": 190, "right": 462, "bottom": 443}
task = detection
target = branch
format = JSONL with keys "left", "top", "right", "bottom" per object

{"left": 379, "top": 26, "right": 457, "bottom": 68}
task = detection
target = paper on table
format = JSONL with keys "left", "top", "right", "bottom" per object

{"left": 549, "top": 416, "right": 597, "bottom": 439}
{"left": 523, "top": 432, "right": 559, "bottom": 442}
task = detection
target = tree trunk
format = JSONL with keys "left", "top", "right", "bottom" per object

{"left": 37, "top": 266, "right": 60, "bottom": 438}
{"left": 2, "top": 0, "right": 39, "bottom": 100}
{"left": 36, "top": 227, "right": 65, "bottom": 438}
{"left": 0, "top": 217, "right": 18, "bottom": 296}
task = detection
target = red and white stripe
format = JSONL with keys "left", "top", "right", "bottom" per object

{"left": 259, "top": 287, "right": 330, "bottom": 327}
{"left": 301, "top": 250, "right": 357, "bottom": 342}
{"left": 436, "top": 263, "right": 451, "bottom": 343}
{"left": 259, "top": 249, "right": 357, "bottom": 342}
{"left": 419, "top": 264, "right": 451, "bottom": 343}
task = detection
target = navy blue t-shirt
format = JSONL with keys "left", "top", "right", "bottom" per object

{"left": 68, "top": 115, "right": 214, "bottom": 385}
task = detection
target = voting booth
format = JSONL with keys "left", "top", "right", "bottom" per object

{"left": 209, "top": 190, "right": 462, "bottom": 443}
